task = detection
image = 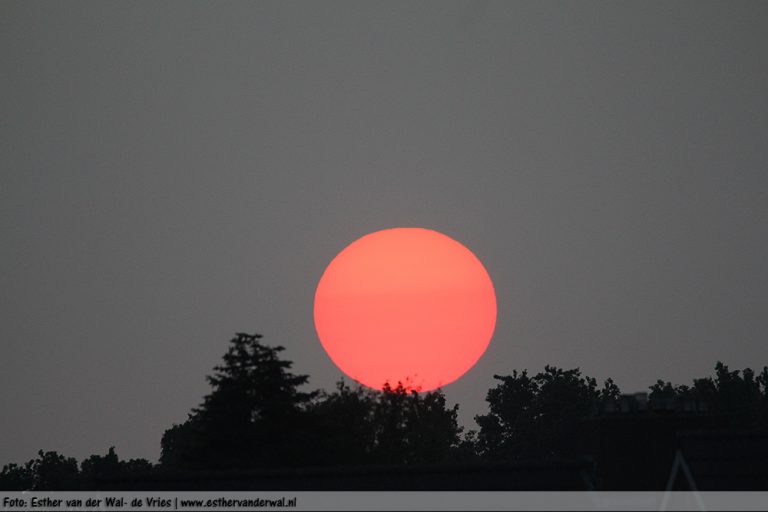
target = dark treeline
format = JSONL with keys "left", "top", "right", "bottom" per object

{"left": 2, "top": 332, "right": 768, "bottom": 490}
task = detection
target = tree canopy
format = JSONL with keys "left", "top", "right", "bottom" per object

{"left": 0, "top": 448, "right": 151, "bottom": 491}
{"left": 3, "top": 330, "right": 768, "bottom": 491}
{"left": 649, "top": 361, "right": 768, "bottom": 422}
{"left": 160, "top": 333, "right": 315, "bottom": 469}
{"left": 303, "top": 380, "right": 464, "bottom": 466}
{"left": 161, "top": 333, "right": 466, "bottom": 469}
{"left": 475, "top": 366, "right": 620, "bottom": 461}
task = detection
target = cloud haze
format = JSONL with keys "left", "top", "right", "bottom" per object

{"left": 2, "top": 1, "right": 767, "bottom": 463}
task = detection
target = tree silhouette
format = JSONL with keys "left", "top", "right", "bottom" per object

{"left": 304, "top": 380, "right": 464, "bottom": 466}
{"left": 649, "top": 362, "right": 768, "bottom": 424}
{"left": 371, "top": 382, "right": 462, "bottom": 464}
{"left": 160, "top": 333, "right": 465, "bottom": 469}
{"left": 4, "top": 348, "right": 768, "bottom": 490}
{"left": 0, "top": 462, "right": 35, "bottom": 491}
{"left": 0, "top": 451, "right": 79, "bottom": 490}
{"left": 160, "top": 333, "right": 315, "bottom": 470}
{"left": 0, "top": 448, "right": 153, "bottom": 491}
{"left": 80, "top": 447, "right": 153, "bottom": 484}
{"left": 80, "top": 447, "right": 121, "bottom": 481}
{"left": 475, "top": 366, "right": 620, "bottom": 461}
{"left": 303, "top": 380, "right": 377, "bottom": 466}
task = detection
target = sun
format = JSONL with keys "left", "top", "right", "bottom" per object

{"left": 313, "top": 227, "right": 497, "bottom": 391}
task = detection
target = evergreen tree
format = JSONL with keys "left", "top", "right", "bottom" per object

{"left": 160, "top": 333, "right": 315, "bottom": 469}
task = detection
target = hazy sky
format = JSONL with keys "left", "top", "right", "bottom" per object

{"left": 2, "top": 1, "right": 768, "bottom": 465}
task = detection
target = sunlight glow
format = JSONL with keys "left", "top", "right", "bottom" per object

{"left": 314, "top": 227, "right": 497, "bottom": 391}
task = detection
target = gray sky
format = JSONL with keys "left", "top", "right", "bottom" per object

{"left": 2, "top": 1, "right": 768, "bottom": 465}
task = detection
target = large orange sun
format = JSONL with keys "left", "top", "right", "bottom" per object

{"left": 313, "top": 227, "right": 497, "bottom": 391}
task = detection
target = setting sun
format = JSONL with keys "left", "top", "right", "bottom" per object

{"left": 314, "top": 228, "right": 497, "bottom": 391}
